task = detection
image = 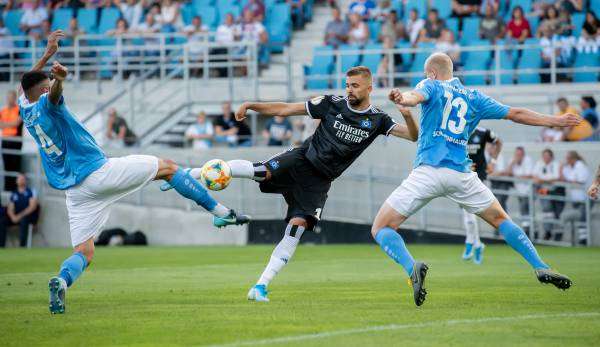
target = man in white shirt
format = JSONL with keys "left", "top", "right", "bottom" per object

{"left": 406, "top": 8, "right": 425, "bottom": 45}
{"left": 117, "top": 0, "right": 144, "bottom": 30}
{"left": 183, "top": 16, "right": 209, "bottom": 59}
{"left": 506, "top": 146, "right": 533, "bottom": 231}
{"left": 137, "top": 13, "right": 161, "bottom": 55}
{"left": 533, "top": 148, "right": 563, "bottom": 240}
{"left": 20, "top": 0, "right": 48, "bottom": 40}
{"left": 560, "top": 151, "right": 590, "bottom": 244}
{"left": 216, "top": 13, "right": 239, "bottom": 44}
{"left": 185, "top": 111, "right": 214, "bottom": 150}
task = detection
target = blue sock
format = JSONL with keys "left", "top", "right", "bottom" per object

{"left": 499, "top": 220, "right": 549, "bottom": 270}
{"left": 374, "top": 227, "right": 415, "bottom": 276}
{"left": 169, "top": 168, "right": 218, "bottom": 212}
{"left": 464, "top": 243, "right": 473, "bottom": 254}
{"left": 58, "top": 252, "right": 87, "bottom": 287}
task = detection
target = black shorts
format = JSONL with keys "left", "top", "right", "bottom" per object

{"left": 259, "top": 147, "right": 332, "bottom": 229}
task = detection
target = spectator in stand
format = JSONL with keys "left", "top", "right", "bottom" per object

{"left": 40, "top": 19, "right": 52, "bottom": 41}
{"left": 106, "top": 108, "right": 137, "bottom": 147}
{"left": 347, "top": 12, "right": 369, "bottom": 45}
{"left": 537, "top": 5, "right": 561, "bottom": 37}
{"left": 451, "top": 0, "right": 482, "bottom": 21}
{"left": 479, "top": 0, "right": 499, "bottom": 15}
{"left": 107, "top": 18, "right": 130, "bottom": 37}
{"left": 580, "top": 96, "right": 598, "bottom": 130}
{"left": 541, "top": 97, "right": 572, "bottom": 142}
{"left": 0, "top": 91, "right": 22, "bottom": 192}
{"left": 183, "top": 16, "right": 208, "bottom": 76}
{"left": 556, "top": 7, "right": 575, "bottom": 36}
{"left": 243, "top": 0, "right": 265, "bottom": 20}
{"left": 479, "top": 3, "right": 504, "bottom": 43}
{"left": 239, "top": 9, "right": 269, "bottom": 66}
{"left": 506, "top": 6, "right": 531, "bottom": 44}
{"left": 371, "top": 0, "right": 393, "bottom": 22}
{"left": 0, "top": 19, "right": 14, "bottom": 81}
{"left": 577, "top": 10, "right": 600, "bottom": 53}
{"left": 557, "top": 0, "right": 583, "bottom": 14}
{"left": 559, "top": 150, "right": 590, "bottom": 244}
{"left": 405, "top": 7, "right": 425, "bottom": 45}
{"left": 116, "top": 0, "right": 144, "bottom": 30}
{"left": 216, "top": 13, "right": 240, "bottom": 44}
{"left": 287, "top": 0, "right": 305, "bottom": 29}
{"left": 66, "top": 17, "right": 85, "bottom": 40}
{"left": 532, "top": 148, "right": 563, "bottom": 240}
{"left": 486, "top": 140, "right": 510, "bottom": 210}
{"left": 137, "top": 12, "right": 161, "bottom": 49}
{"left": 185, "top": 111, "right": 214, "bottom": 150}
{"left": 532, "top": 0, "right": 559, "bottom": 17}
{"left": 324, "top": 7, "right": 349, "bottom": 47}
{"left": 215, "top": 102, "right": 252, "bottom": 147}
{"left": 263, "top": 116, "right": 292, "bottom": 146}
{"left": 158, "top": 0, "right": 182, "bottom": 33}
{"left": 379, "top": 10, "right": 405, "bottom": 43}
{"left": 348, "top": 0, "right": 375, "bottom": 20}
{"left": 376, "top": 36, "right": 402, "bottom": 87}
{"left": 539, "top": 25, "right": 563, "bottom": 83}
{"left": 20, "top": 0, "right": 48, "bottom": 40}
{"left": 434, "top": 29, "right": 461, "bottom": 67}
{"left": 0, "top": 173, "right": 39, "bottom": 248}
{"left": 504, "top": 146, "right": 534, "bottom": 232}
{"left": 419, "top": 8, "right": 446, "bottom": 43}
{"left": 557, "top": 96, "right": 594, "bottom": 142}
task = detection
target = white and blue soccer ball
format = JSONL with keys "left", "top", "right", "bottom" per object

{"left": 200, "top": 159, "right": 232, "bottom": 191}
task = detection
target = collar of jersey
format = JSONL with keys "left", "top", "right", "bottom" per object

{"left": 345, "top": 99, "right": 372, "bottom": 114}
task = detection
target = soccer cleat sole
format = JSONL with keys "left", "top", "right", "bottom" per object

{"left": 214, "top": 214, "right": 252, "bottom": 228}
{"left": 48, "top": 278, "right": 65, "bottom": 314}
{"left": 537, "top": 270, "right": 572, "bottom": 290}
{"left": 411, "top": 262, "right": 429, "bottom": 307}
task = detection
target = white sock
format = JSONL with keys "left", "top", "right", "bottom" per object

{"left": 227, "top": 160, "right": 267, "bottom": 181}
{"left": 211, "top": 203, "right": 231, "bottom": 218}
{"left": 257, "top": 225, "right": 304, "bottom": 286}
{"left": 189, "top": 168, "right": 202, "bottom": 179}
{"left": 463, "top": 210, "right": 481, "bottom": 247}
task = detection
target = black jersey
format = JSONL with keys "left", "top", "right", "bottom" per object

{"left": 467, "top": 127, "right": 497, "bottom": 180}
{"left": 303, "top": 95, "right": 398, "bottom": 179}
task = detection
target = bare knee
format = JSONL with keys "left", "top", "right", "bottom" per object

{"left": 371, "top": 204, "right": 406, "bottom": 239}
{"left": 288, "top": 217, "right": 308, "bottom": 228}
{"left": 478, "top": 200, "right": 510, "bottom": 229}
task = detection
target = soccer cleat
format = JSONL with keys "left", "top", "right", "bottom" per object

{"left": 535, "top": 268, "right": 572, "bottom": 290}
{"left": 409, "top": 261, "right": 429, "bottom": 307}
{"left": 462, "top": 244, "right": 474, "bottom": 260}
{"left": 213, "top": 210, "right": 251, "bottom": 228}
{"left": 473, "top": 243, "right": 485, "bottom": 265}
{"left": 48, "top": 277, "right": 66, "bottom": 314}
{"left": 247, "top": 284, "right": 269, "bottom": 302}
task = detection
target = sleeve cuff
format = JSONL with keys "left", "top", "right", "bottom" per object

{"left": 385, "top": 122, "right": 398, "bottom": 136}
{"left": 305, "top": 101, "right": 314, "bottom": 118}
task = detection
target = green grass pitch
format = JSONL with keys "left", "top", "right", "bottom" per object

{"left": 1, "top": 244, "right": 600, "bottom": 346}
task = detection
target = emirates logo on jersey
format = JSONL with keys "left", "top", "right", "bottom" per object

{"left": 333, "top": 120, "right": 370, "bottom": 143}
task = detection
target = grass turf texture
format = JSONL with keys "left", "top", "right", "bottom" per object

{"left": 1, "top": 245, "right": 599, "bottom": 347}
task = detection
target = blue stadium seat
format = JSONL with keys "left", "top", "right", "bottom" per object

{"left": 445, "top": 17, "right": 459, "bottom": 38}
{"left": 4, "top": 10, "right": 24, "bottom": 35}
{"left": 461, "top": 17, "right": 480, "bottom": 45}
{"left": 51, "top": 8, "right": 73, "bottom": 31}
{"left": 199, "top": 6, "right": 218, "bottom": 28}
{"left": 573, "top": 52, "right": 599, "bottom": 83}
{"left": 592, "top": 0, "right": 600, "bottom": 13}
{"left": 410, "top": 49, "right": 430, "bottom": 86}
{"left": 335, "top": 44, "right": 361, "bottom": 88}
{"left": 218, "top": 5, "right": 241, "bottom": 19}
{"left": 396, "top": 41, "right": 413, "bottom": 70}
{"left": 367, "top": 20, "right": 381, "bottom": 43}
{"left": 430, "top": 0, "right": 452, "bottom": 18}
{"left": 193, "top": 0, "right": 213, "bottom": 9}
{"left": 77, "top": 8, "right": 97, "bottom": 33}
{"left": 362, "top": 43, "right": 382, "bottom": 74}
{"left": 303, "top": 0, "right": 314, "bottom": 22}
{"left": 405, "top": 0, "right": 426, "bottom": 18}
{"left": 181, "top": 3, "right": 195, "bottom": 26}
{"left": 266, "top": 4, "right": 291, "bottom": 52}
{"left": 526, "top": 15, "right": 539, "bottom": 37}
{"left": 495, "top": 49, "right": 517, "bottom": 85}
{"left": 516, "top": 48, "right": 541, "bottom": 84}
{"left": 462, "top": 44, "right": 491, "bottom": 85}
{"left": 572, "top": 13, "right": 585, "bottom": 37}
{"left": 97, "top": 8, "right": 120, "bottom": 34}
{"left": 306, "top": 46, "right": 333, "bottom": 90}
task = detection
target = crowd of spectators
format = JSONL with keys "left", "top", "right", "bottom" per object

{"left": 541, "top": 95, "right": 598, "bottom": 142}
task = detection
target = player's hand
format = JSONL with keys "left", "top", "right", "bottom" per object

{"left": 45, "top": 30, "right": 65, "bottom": 57}
{"left": 588, "top": 183, "right": 599, "bottom": 200}
{"left": 388, "top": 88, "right": 404, "bottom": 105}
{"left": 554, "top": 113, "right": 582, "bottom": 128}
{"left": 235, "top": 102, "right": 248, "bottom": 121}
{"left": 51, "top": 61, "right": 68, "bottom": 81}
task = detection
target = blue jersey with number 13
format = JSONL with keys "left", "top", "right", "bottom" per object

{"left": 413, "top": 78, "right": 510, "bottom": 173}
{"left": 19, "top": 93, "right": 107, "bottom": 190}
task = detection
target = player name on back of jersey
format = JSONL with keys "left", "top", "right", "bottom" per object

{"left": 432, "top": 130, "right": 468, "bottom": 146}
{"left": 333, "top": 119, "right": 370, "bottom": 143}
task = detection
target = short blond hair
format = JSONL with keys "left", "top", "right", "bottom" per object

{"left": 424, "top": 53, "right": 453, "bottom": 78}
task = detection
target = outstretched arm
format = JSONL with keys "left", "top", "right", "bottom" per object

{"left": 31, "top": 30, "right": 64, "bottom": 72}
{"left": 388, "top": 89, "right": 419, "bottom": 141}
{"left": 48, "top": 61, "right": 67, "bottom": 105}
{"left": 505, "top": 107, "right": 581, "bottom": 128}
{"left": 235, "top": 102, "right": 306, "bottom": 121}
{"left": 392, "top": 90, "right": 426, "bottom": 107}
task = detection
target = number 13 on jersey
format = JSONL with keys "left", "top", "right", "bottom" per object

{"left": 441, "top": 90, "right": 468, "bottom": 135}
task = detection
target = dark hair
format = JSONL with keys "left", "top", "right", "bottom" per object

{"left": 346, "top": 66, "right": 372, "bottom": 79}
{"left": 512, "top": 5, "right": 523, "bottom": 18}
{"left": 556, "top": 97, "right": 567, "bottom": 103}
{"left": 20, "top": 71, "right": 49, "bottom": 92}
{"left": 582, "top": 96, "right": 597, "bottom": 109}
{"left": 542, "top": 148, "right": 554, "bottom": 159}
{"left": 429, "top": 8, "right": 438, "bottom": 15}
{"left": 544, "top": 6, "right": 558, "bottom": 20}
{"left": 516, "top": 146, "right": 525, "bottom": 153}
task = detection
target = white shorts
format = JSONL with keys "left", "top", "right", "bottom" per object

{"left": 65, "top": 155, "right": 159, "bottom": 247}
{"left": 385, "top": 165, "right": 495, "bottom": 217}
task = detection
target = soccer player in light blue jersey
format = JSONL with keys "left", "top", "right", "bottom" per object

{"left": 18, "top": 31, "right": 250, "bottom": 314}
{"left": 371, "top": 53, "right": 581, "bottom": 306}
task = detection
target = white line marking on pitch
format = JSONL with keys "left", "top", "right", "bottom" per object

{"left": 207, "top": 312, "right": 600, "bottom": 347}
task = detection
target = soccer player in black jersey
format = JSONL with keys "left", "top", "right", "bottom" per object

{"left": 462, "top": 127, "right": 502, "bottom": 264}
{"left": 222, "top": 66, "right": 419, "bottom": 302}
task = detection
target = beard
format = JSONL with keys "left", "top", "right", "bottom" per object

{"left": 347, "top": 95, "right": 362, "bottom": 106}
